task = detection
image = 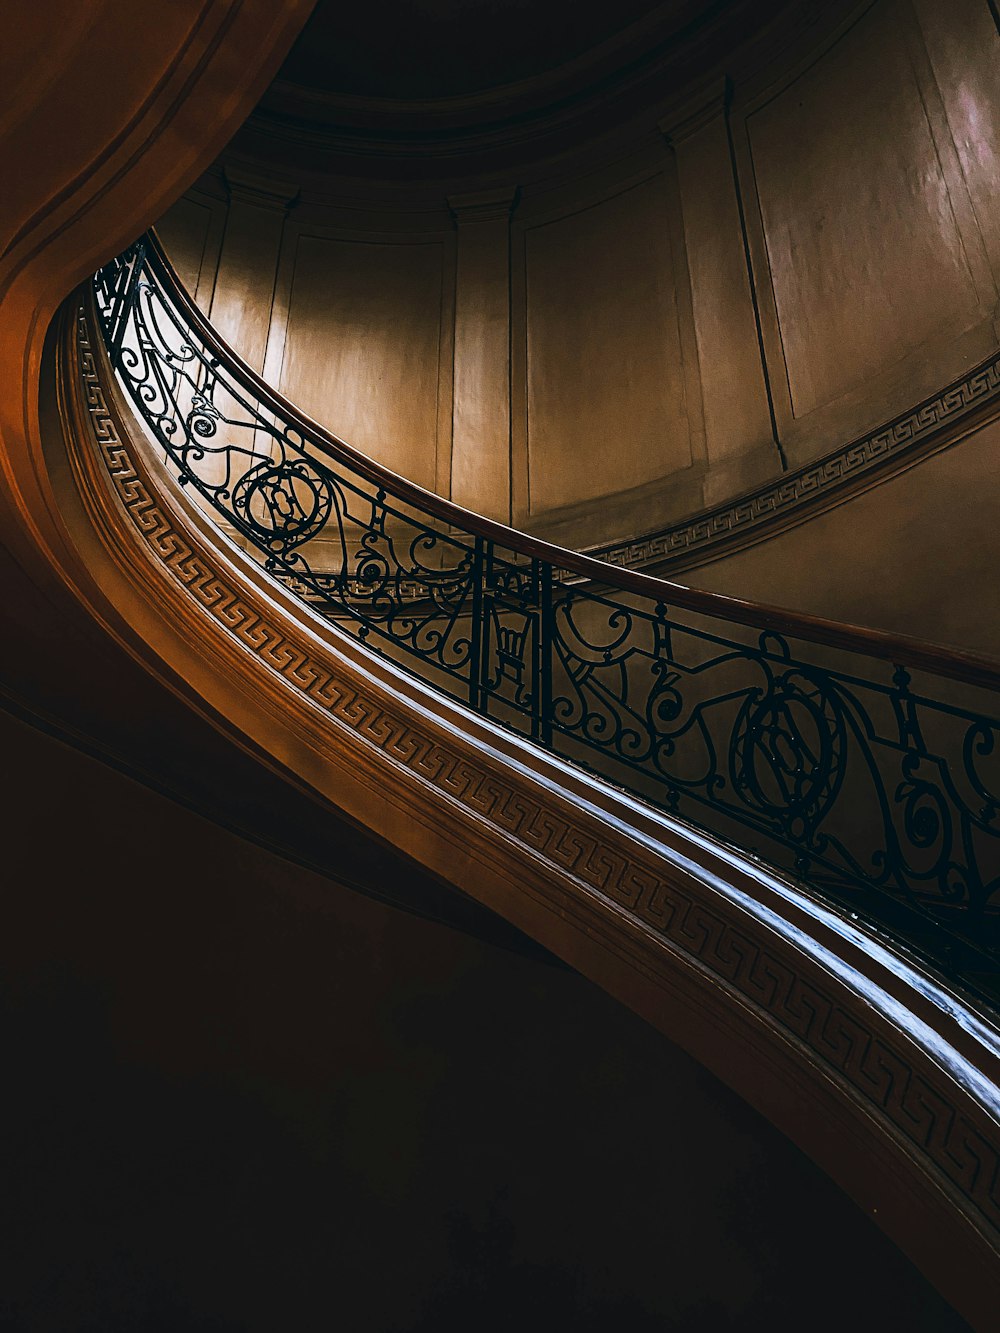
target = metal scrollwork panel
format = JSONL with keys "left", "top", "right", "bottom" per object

{"left": 542, "top": 579, "right": 1000, "bottom": 962}
{"left": 95, "top": 249, "right": 481, "bottom": 693}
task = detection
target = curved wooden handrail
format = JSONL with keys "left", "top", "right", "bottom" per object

{"left": 145, "top": 230, "right": 1000, "bottom": 692}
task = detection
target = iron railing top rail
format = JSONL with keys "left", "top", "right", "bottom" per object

{"left": 140, "top": 230, "right": 1000, "bottom": 694}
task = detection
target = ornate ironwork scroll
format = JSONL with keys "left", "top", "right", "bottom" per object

{"left": 92, "top": 239, "right": 1000, "bottom": 996}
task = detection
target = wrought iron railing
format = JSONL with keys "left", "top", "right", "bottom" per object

{"left": 92, "top": 235, "right": 1000, "bottom": 997}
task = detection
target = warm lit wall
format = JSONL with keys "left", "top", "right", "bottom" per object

{"left": 737, "top": 0, "right": 999, "bottom": 461}
{"left": 690, "top": 411, "right": 1000, "bottom": 658}
{"left": 156, "top": 0, "right": 1000, "bottom": 552}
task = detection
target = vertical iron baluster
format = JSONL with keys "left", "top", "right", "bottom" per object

{"left": 105, "top": 257, "right": 130, "bottom": 353}
{"left": 541, "top": 559, "right": 557, "bottom": 751}
{"left": 110, "top": 242, "right": 146, "bottom": 369}
{"left": 479, "top": 541, "right": 494, "bottom": 717}
{"left": 527, "top": 558, "right": 541, "bottom": 742}
{"left": 538, "top": 560, "right": 553, "bottom": 748}
{"left": 469, "top": 536, "right": 485, "bottom": 712}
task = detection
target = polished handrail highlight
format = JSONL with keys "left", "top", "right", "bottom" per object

{"left": 92, "top": 235, "right": 1000, "bottom": 993}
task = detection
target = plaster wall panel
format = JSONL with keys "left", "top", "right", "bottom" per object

{"left": 209, "top": 198, "right": 289, "bottom": 375}
{"left": 276, "top": 233, "right": 450, "bottom": 491}
{"left": 155, "top": 195, "right": 218, "bottom": 310}
{"left": 523, "top": 174, "right": 693, "bottom": 515}
{"left": 912, "top": 0, "right": 1000, "bottom": 285}
{"left": 746, "top": 2, "right": 988, "bottom": 424}
{"left": 691, "top": 413, "right": 1000, "bottom": 658}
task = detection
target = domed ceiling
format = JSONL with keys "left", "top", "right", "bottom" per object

{"left": 279, "top": 0, "right": 682, "bottom": 100}
{"left": 231, "top": 0, "right": 798, "bottom": 182}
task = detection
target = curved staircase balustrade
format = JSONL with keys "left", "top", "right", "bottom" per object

{"left": 94, "top": 235, "right": 1000, "bottom": 1000}
{"left": 60, "top": 250, "right": 1000, "bottom": 1327}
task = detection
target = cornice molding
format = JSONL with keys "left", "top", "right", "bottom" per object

{"left": 255, "top": 1, "right": 757, "bottom": 133}
{"left": 56, "top": 291, "right": 1000, "bottom": 1325}
{"left": 447, "top": 185, "right": 520, "bottom": 225}
{"left": 658, "top": 74, "right": 729, "bottom": 145}
{"left": 591, "top": 348, "right": 1000, "bottom": 575}
{"left": 233, "top": 0, "right": 849, "bottom": 178}
{"left": 223, "top": 165, "right": 300, "bottom": 213}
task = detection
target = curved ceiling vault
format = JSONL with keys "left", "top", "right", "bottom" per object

{"left": 234, "top": 0, "right": 805, "bottom": 178}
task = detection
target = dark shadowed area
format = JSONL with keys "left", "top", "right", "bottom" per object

{"left": 279, "top": 0, "right": 700, "bottom": 98}
{"left": 0, "top": 708, "right": 968, "bottom": 1331}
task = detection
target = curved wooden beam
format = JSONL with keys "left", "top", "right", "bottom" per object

{"left": 0, "top": 0, "right": 314, "bottom": 619}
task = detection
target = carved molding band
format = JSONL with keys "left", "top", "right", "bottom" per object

{"left": 590, "top": 351, "right": 1000, "bottom": 573}
{"left": 69, "top": 298, "right": 1000, "bottom": 1275}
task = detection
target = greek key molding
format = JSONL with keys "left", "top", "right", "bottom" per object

{"left": 73, "top": 303, "right": 1000, "bottom": 1248}
{"left": 593, "top": 352, "right": 1000, "bottom": 572}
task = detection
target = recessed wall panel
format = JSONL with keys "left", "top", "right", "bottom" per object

{"left": 278, "top": 234, "right": 446, "bottom": 490}
{"left": 912, "top": 0, "right": 1000, "bottom": 283}
{"left": 747, "top": 3, "right": 982, "bottom": 420}
{"left": 524, "top": 175, "right": 692, "bottom": 514}
{"left": 156, "top": 196, "right": 214, "bottom": 303}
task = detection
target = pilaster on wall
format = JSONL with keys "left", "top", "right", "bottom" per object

{"left": 213, "top": 167, "right": 299, "bottom": 375}
{"left": 448, "top": 187, "right": 518, "bottom": 523}
{"left": 661, "top": 84, "right": 779, "bottom": 504}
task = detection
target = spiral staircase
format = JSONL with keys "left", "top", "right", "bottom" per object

{"left": 4, "top": 2, "right": 1000, "bottom": 1326}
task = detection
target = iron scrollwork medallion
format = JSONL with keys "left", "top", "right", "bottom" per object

{"left": 232, "top": 460, "right": 334, "bottom": 555}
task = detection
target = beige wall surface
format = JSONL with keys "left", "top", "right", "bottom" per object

{"left": 154, "top": 193, "right": 221, "bottom": 308}
{"left": 912, "top": 0, "right": 1000, "bottom": 288}
{"left": 450, "top": 190, "right": 516, "bottom": 520}
{"left": 521, "top": 174, "right": 694, "bottom": 514}
{"left": 671, "top": 103, "right": 775, "bottom": 503}
{"left": 155, "top": 0, "right": 1000, "bottom": 569}
{"left": 690, "top": 414, "right": 1000, "bottom": 658}
{"left": 737, "top": 0, "right": 999, "bottom": 465}
{"left": 276, "top": 232, "right": 452, "bottom": 492}
{"left": 747, "top": 2, "right": 985, "bottom": 423}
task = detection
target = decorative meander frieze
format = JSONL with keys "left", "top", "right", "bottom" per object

{"left": 592, "top": 353, "right": 1000, "bottom": 572}
{"left": 71, "top": 300, "right": 1000, "bottom": 1265}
